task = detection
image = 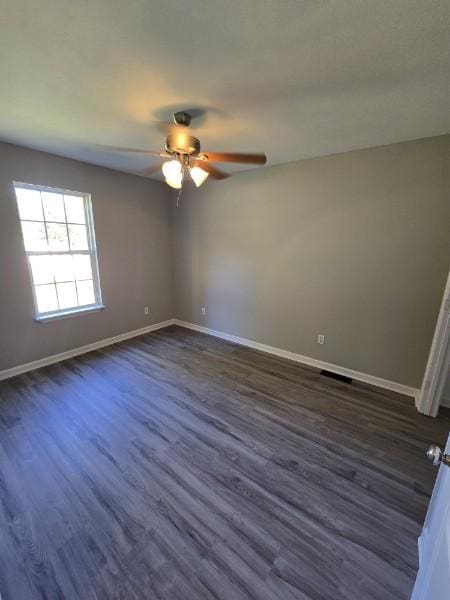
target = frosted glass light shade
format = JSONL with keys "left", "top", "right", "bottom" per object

{"left": 162, "top": 160, "right": 182, "bottom": 189}
{"left": 164, "top": 177, "right": 182, "bottom": 189}
{"left": 190, "top": 166, "right": 209, "bottom": 187}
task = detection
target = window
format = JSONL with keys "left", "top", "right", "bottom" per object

{"left": 14, "top": 182, "right": 103, "bottom": 320}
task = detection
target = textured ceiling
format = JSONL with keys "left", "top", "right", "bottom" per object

{"left": 1, "top": 0, "right": 449, "bottom": 179}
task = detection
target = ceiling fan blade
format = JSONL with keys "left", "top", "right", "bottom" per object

{"left": 200, "top": 152, "right": 267, "bottom": 165}
{"left": 138, "top": 163, "right": 163, "bottom": 177}
{"left": 153, "top": 107, "right": 208, "bottom": 132}
{"left": 191, "top": 159, "right": 229, "bottom": 180}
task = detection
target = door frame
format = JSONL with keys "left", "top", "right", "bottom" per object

{"left": 416, "top": 270, "right": 450, "bottom": 417}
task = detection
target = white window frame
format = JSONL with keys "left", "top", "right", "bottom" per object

{"left": 14, "top": 181, "right": 104, "bottom": 322}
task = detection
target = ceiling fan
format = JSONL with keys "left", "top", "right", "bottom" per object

{"left": 106, "top": 111, "right": 267, "bottom": 189}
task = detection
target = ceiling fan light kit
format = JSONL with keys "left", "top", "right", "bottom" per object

{"left": 162, "top": 159, "right": 183, "bottom": 189}
{"left": 190, "top": 165, "right": 209, "bottom": 187}
{"left": 106, "top": 110, "right": 267, "bottom": 193}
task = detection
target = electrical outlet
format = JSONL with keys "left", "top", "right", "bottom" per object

{"left": 317, "top": 334, "right": 325, "bottom": 345}
{"left": 201, "top": 307, "right": 207, "bottom": 316}
{"left": 144, "top": 306, "right": 149, "bottom": 315}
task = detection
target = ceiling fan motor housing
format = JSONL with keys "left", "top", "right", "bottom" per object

{"left": 165, "top": 133, "right": 200, "bottom": 156}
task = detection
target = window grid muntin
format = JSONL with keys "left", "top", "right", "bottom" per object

{"left": 14, "top": 182, "right": 102, "bottom": 318}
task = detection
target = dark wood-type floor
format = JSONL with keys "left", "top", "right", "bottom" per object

{"left": 0, "top": 325, "right": 449, "bottom": 600}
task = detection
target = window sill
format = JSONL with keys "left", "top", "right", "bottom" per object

{"left": 35, "top": 304, "right": 105, "bottom": 323}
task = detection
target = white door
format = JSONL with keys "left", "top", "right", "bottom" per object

{"left": 411, "top": 434, "right": 450, "bottom": 599}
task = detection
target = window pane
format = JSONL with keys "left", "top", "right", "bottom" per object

{"left": 42, "top": 192, "right": 65, "bottom": 222}
{"left": 56, "top": 282, "right": 77, "bottom": 309}
{"left": 76, "top": 279, "right": 95, "bottom": 306}
{"left": 73, "top": 254, "right": 92, "bottom": 280}
{"left": 29, "top": 255, "right": 54, "bottom": 285}
{"left": 16, "top": 188, "right": 44, "bottom": 221}
{"left": 68, "top": 224, "right": 88, "bottom": 250}
{"left": 15, "top": 183, "right": 101, "bottom": 318}
{"left": 47, "top": 223, "right": 69, "bottom": 250}
{"left": 35, "top": 284, "right": 58, "bottom": 313}
{"left": 64, "top": 195, "right": 85, "bottom": 224}
{"left": 53, "top": 254, "right": 74, "bottom": 282}
{"left": 21, "top": 221, "right": 47, "bottom": 251}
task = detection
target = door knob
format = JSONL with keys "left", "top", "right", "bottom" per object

{"left": 427, "top": 444, "right": 450, "bottom": 467}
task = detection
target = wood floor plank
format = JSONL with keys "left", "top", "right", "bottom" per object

{"left": 0, "top": 324, "right": 449, "bottom": 599}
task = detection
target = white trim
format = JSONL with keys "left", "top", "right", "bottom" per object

{"left": 173, "top": 319, "right": 419, "bottom": 399}
{"left": 0, "top": 319, "right": 175, "bottom": 381}
{"left": 441, "top": 395, "right": 450, "bottom": 409}
{"left": 0, "top": 316, "right": 420, "bottom": 400}
{"left": 416, "top": 270, "right": 450, "bottom": 416}
{"left": 13, "top": 181, "right": 103, "bottom": 321}
{"left": 35, "top": 303, "right": 105, "bottom": 322}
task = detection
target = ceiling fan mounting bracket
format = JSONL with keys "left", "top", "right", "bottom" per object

{"left": 173, "top": 111, "right": 192, "bottom": 127}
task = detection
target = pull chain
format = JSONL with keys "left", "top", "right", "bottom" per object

{"left": 176, "top": 167, "right": 185, "bottom": 207}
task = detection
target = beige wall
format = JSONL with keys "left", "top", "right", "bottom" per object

{"left": 1, "top": 136, "right": 449, "bottom": 388}
{"left": 173, "top": 136, "right": 450, "bottom": 388}
{"left": 0, "top": 142, "right": 173, "bottom": 371}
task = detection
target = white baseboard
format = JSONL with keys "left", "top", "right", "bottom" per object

{"left": 0, "top": 319, "right": 175, "bottom": 381}
{"left": 173, "top": 319, "right": 419, "bottom": 400}
{"left": 0, "top": 317, "right": 420, "bottom": 402}
{"left": 441, "top": 395, "right": 450, "bottom": 409}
